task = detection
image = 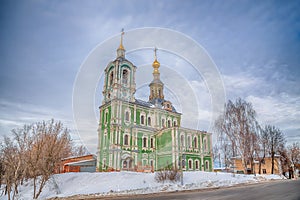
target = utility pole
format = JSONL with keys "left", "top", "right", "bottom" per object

{"left": 180, "top": 144, "right": 183, "bottom": 186}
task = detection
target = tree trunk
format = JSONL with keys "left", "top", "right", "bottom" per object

{"left": 271, "top": 151, "right": 275, "bottom": 174}
{"left": 33, "top": 177, "right": 37, "bottom": 199}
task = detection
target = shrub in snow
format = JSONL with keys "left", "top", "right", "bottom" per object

{"left": 155, "top": 167, "right": 180, "bottom": 183}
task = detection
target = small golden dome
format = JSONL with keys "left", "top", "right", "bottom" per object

{"left": 153, "top": 59, "right": 160, "bottom": 68}
{"left": 118, "top": 43, "right": 125, "bottom": 50}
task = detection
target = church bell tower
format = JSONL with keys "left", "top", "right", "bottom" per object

{"left": 149, "top": 48, "right": 164, "bottom": 102}
{"left": 102, "top": 30, "right": 136, "bottom": 103}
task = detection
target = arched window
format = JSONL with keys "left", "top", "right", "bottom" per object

{"left": 141, "top": 115, "right": 145, "bottom": 125}
{"left": 125, "top": 111, "right": 130, "bottom": 122}
{"left": 167, "top": 120, "right": 171, "bottom": 128}
{"left": 148, "top": 117, "right": 151, "bottom": 126}
{"left": 195, "top": 160, "right": 199, "bottom": 170}
{"left": 193, "top": 136, "right": 197, "bottom": 148}
{"left": 158, "top": 89, "right": 161, "bottom": 97}
{"left": 188, "top": 159, "right": 193, "bottom": 170}
{"left": 150, "top": 137, "right": 154, "bottom": 148}
{"left": 203, "top": 138, "right": 207, "bottom": 152}
{"left": 205, "top": 161, "right": 209, "bottom": 171}
{"left": 109, "top": 71, "right": 114, "bottom": 86}
{"left": 162, "top": 119, "right": 165, "bottom": 127}
{"left": 143, "top": 137, "right": 147, "bottom": 148}
{"left": 173, "top": 121, "right": 177, "bottom": 127}
{"left": 180, "top": 135, "right": 185, "bottom": 147}
{"left": 124, "top": 134, "right": 129, "bottom": 145}
{"left": 122, "top": 69, "right": 128, "bottom": 84}
{"left": 187, "top": 136, "right": 191, "bottom": 148}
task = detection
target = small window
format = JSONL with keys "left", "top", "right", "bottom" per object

{"left": 203, "top": 138, "right": 207, "bottom": 151}
{"left": 141, "top": 115, "right": 145, "bottom": 125}
{"left": 148, "top": 117, "right": 151, "bottom": 126}
{"left": 193, "top": 136, "right": 197, "bottom": 148}
{"left": 173, "top": 121, "right": 177, "bottom": 127}
{"left": 188, "top": 160, "right": 192, "bottom": 169}
{"left": 205, "top": 161, "right": 209, "bottom": 171}
{"left": 187, "top": 136, "right": 191, "bottom": 148}
{"left": 124, "top": 134, "right": 129, "bottom": 145}
{"left": 150, "top": 138, "right": 154, "bottom": 148}
{"left": 125, "top": 111, "right": 130, "bottom": 121}
{"left": 180, "top": 135, "right": 185, "bottom": 147}
{"left": 143, "top": 137, "right": 147, "bottom": 148}
{"left": 110, "top": 71, "right": 114, "bottom": 86}
{"left": 262, "top": 169, "right": 267, "bottom": 174}
{"left": 122, "top": 69, "right": 128, "bottom": 84}
{"left": 195, "top": 160, "right": 199, "bottom": 169}
{"left": 167, "top": 120, "right": 171, "bottom": 128}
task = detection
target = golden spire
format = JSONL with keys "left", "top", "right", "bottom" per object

{"left": 118, "top": 28, "right": 125, "bottom": 50}
{"left": 152, "top": 47, "right": 160, "bottom": 74}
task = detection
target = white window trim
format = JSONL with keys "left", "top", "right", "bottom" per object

{"left": 203, "top": 137, "right": 208, "bottom": 152}
{"left": 205, "top": 160, "right": 210, "bottom": 171}
{"left": 123, "top": 133, "right": 130, "bottom": 146}
{"left": 188, "top": 159, "right": 193, "bottom": 170}
{"left": 150, "top": 137, "right": 155, "bottom": 149}
{"left": 147, "top": 115, "right": 152, "bottom": 127}
{"left": 142, "top": 136, "right": 148, "bottom": 149}
{"left": 140, "top": 112, "right": 146, "bottom": 125}
{"left": 195, "top": 159, "right": 200, "bottom": 170}
{"left": 187, "top": 135, "right": 192, "bottom": 149}
{"left": 193, "top": 136, "right": 198, "bottom": 149}
{"left": 124, "top": 108, "right": 131, "bottom": 124}
{"left": 180, "top": 133, "right": 185, "bottom": 148}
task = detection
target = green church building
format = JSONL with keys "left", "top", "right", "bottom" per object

{"left": 97, "top": 32, "right": 213, "bottom": 172}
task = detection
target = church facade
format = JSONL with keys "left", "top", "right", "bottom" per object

{"left": 97, "top": 32, "right": 213, "bottom": 172}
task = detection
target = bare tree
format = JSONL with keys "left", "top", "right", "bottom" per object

{"left": 0, "top": 136, "right": 24, "bottom": 200}
{"left": 72, "top": 145, "right": 90, "bottom": 157}
{"left": 287, "top": 142, "right": 300, "bottom": 177}
{"left": 263, "top": 125, "right": 285, "bottom": 174}
{"left": 256, "top": 128, "right": 269, "bottom": 174}
{"left": 27, "top": 120, "right": 72, "bottom": 199}
{"left": 0, "top": 119, "right": 73, "bottom": 199}
{"left": 215, "top": 98, "right": 259, "bottom": 173}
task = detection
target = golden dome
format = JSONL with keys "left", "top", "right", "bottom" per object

{"left": 153, "top": 59, "right": 160, "bottom": 68}
{"left": 118, "top": 43, "right": 125, "bottom": 50}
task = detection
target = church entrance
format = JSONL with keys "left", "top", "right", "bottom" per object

{"left": 121, "top": 154, "right": 134, "bottom": 171}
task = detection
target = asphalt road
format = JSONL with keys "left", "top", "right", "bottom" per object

{"left": 96, "top": 180, "right": 300, "bottom": 200}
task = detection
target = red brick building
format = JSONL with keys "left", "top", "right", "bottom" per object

{"left": 57, "top": 154, "right": 96, "bottom": 173}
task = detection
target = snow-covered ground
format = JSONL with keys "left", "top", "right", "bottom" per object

{"left": 1, "top": 171, "right": 285, "bottom": 200}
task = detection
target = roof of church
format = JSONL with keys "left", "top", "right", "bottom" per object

{"left": 135, "top": 98, "right": 177, "bottom": 113}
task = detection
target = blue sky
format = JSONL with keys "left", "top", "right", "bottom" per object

{"left": 1, "top": 0, "right": 300, "bottom": 153}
